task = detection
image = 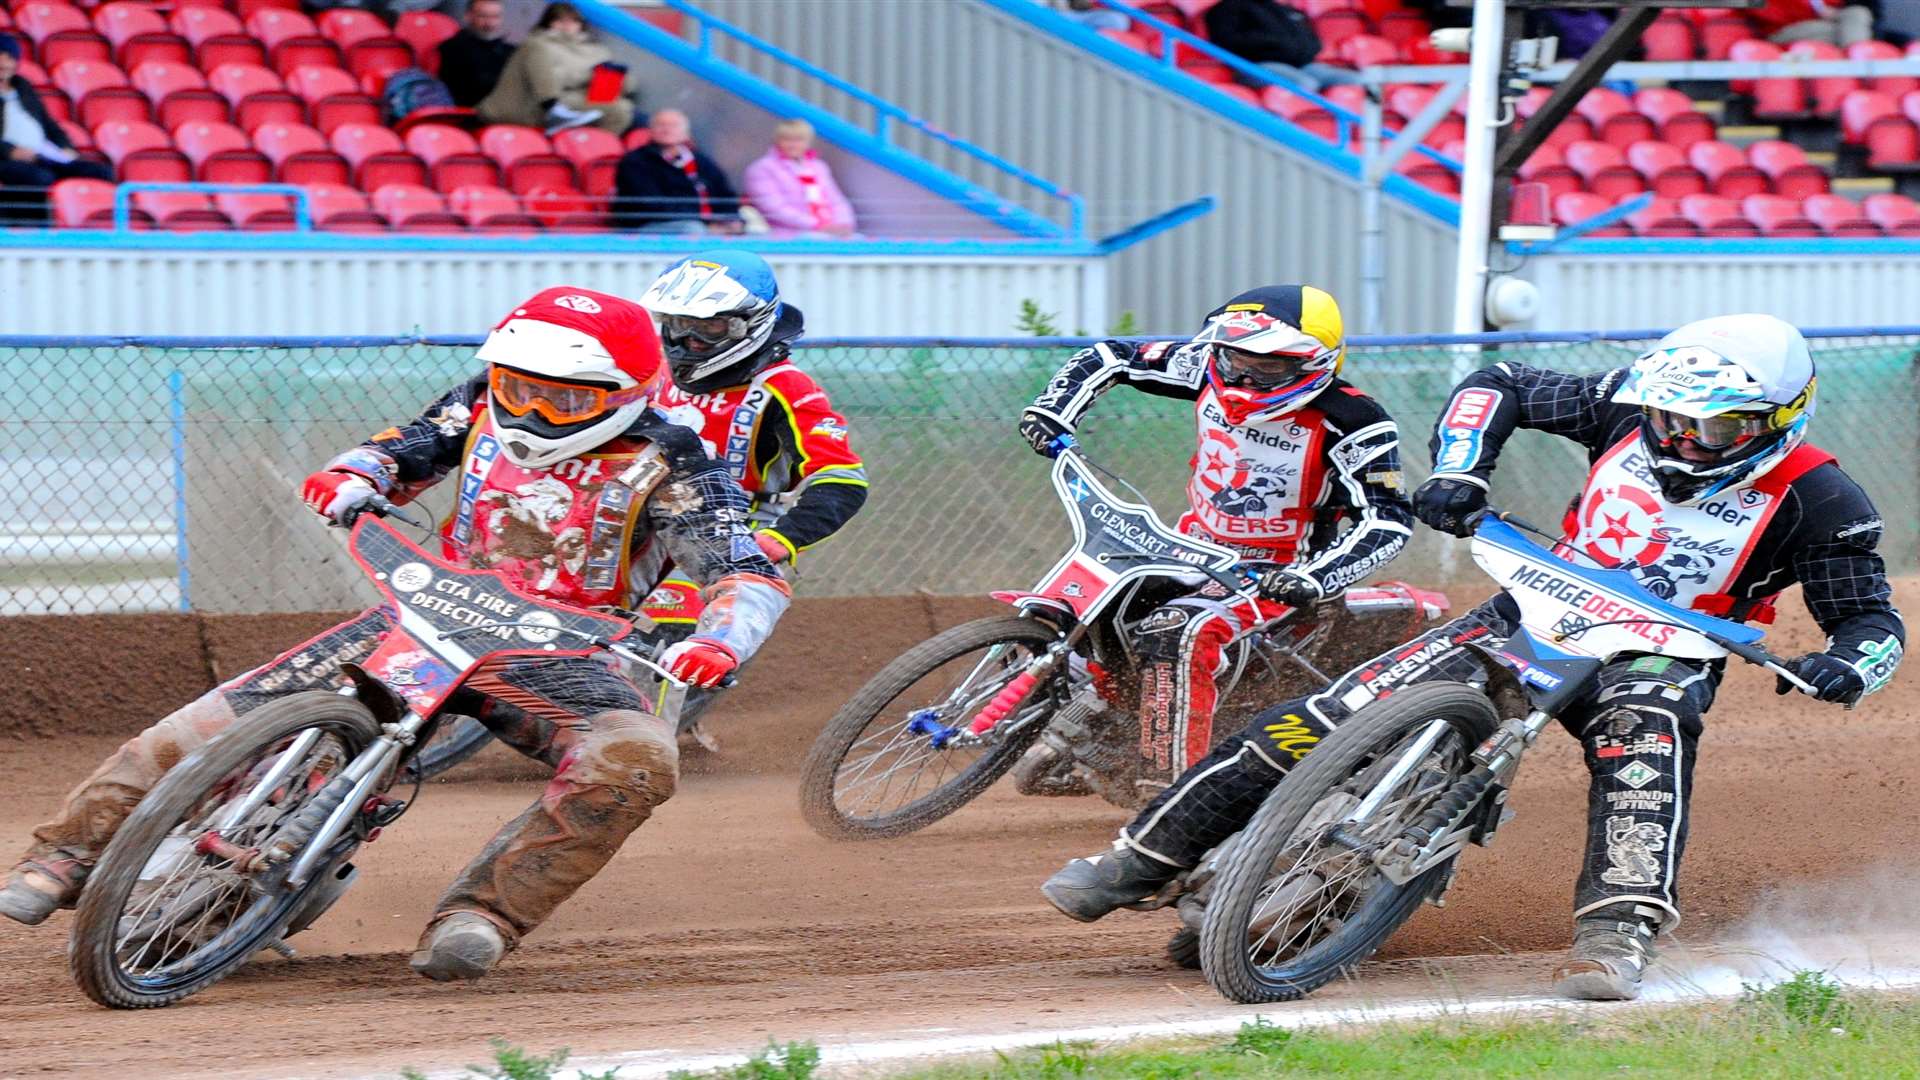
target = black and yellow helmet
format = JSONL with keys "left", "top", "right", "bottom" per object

{"left": 1193, "top": 285, "right": 1346, "bottom": 424}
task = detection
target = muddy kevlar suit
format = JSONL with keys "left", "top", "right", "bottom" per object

{"left": 17, "top": 377, "right": 791, "bottom": 947}
{"left": 1111, "top": 362, "right": 1904, "bottom": 926}
{"left": 1027, "top": 340, "right": 1413, "bottom": 779}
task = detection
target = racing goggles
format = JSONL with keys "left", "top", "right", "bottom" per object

{"left": 489, "top": 366, "right": 648, "bottom": 425}
{"left": 658, "top": 312, "right": 748, "bottom": 350}
{"left": 1643, "top": 405, "right": 1777, "bottom": 450}
{"left": 1213, "top": 345, "right": 1324, "bottom": 390}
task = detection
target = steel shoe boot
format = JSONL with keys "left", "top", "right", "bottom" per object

{"left": 1553, "top": 905, "right": 1662, "bottom": 1001}
{"left": 410, "top": 912, "right": 509, "bottom": 982}
{"left": 0, "top": 864, "right": 83, "bottom": 926}
{"left": 1040, "top": 841, "right": 1178, "bottom": 922}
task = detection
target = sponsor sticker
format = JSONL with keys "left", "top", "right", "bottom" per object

{"left": 389, "top": 562, "right": 432, "bottom": 593}
{"left": 1614, "top": 760, "right": 1660, "bottom": 790}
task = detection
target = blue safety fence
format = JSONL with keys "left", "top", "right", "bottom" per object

{"left": 1, "top": 329, "right": 1913, "bottom": 615}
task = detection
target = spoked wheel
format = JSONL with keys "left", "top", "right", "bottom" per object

{"left": 70, "top": 692, "right": 383, "bottom": 1008}
{"left": 1199, "top": 683, "right": 1498, "bottom": 1003}
{"left": 800, "top": 615, "right": 1064, "bottom": 841}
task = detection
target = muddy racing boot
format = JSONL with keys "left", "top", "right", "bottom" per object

{"left": 1553, "top": 905, "right": 1662, "bottom": 1001}
{"left": 411, "top": 912, "right": 509, "bottom": 982}
{"left": 1041, "top": 841, "right": 1179, "bottom": 922}
{"left": 0, "top": 863, "right": 84, "bottom": 926}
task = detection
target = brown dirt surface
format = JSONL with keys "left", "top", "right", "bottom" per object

{"left": 1, "top": 585, "right": 1916, "bottom": 1078}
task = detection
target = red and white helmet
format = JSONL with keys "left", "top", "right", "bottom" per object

{"left": 475, "top": 287, "right": 666, "bottom": 468}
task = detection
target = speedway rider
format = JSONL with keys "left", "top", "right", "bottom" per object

{"left": 1041, "top": 313, "right": 1904, "bottom": 1001}
{"left": 635, "top": 250, "right": 867, "bottom": 641}
{"left": 1018, "top": 284, "right": 1414, "bottom": 789}
{"left": 0, "top": 288, "right": 792, "bottom": 983}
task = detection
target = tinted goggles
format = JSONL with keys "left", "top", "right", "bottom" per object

{"left": 659, "top": 313, "right": 747, "bottom": 345}
{"left": 1214, "top": 346, "right": 1318, "bottom": 390}
{"left": 1644, "top": 406, "right": 1776, "bottom": 450}
{"left": 489, "top": 367, "right": 647, "bottom": 425}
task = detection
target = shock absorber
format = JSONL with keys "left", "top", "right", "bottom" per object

{"left": 260, "top": 775, "right": 357, "bottom": 865}
{"left": 966, "top": 650, "right": 1064, "bottom": 736}
{"left": 1399, "top": 764, "right": 1495, "bottom": 852}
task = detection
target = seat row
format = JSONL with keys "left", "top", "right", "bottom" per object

{"left": 50, "top": 176, "right": 613, "bottom": 232}
{"left": 1551, "top": 190, "right": 1920, "bottom": 239}
{"left": 1521, "top": 138, "right": 1831, "bottom": 203}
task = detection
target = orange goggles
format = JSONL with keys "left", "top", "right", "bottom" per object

{"left": 489, "top": 366, "right": 650, "bottom": 425}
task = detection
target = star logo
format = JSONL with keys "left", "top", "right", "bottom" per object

{"left": 1580, "top": 484, "right": 1667, "bottom": 568}
{"left": 1201, "top": 449, "right": 1230, "bottom": 477}
{"left": 1597, "top": 511, "right": 1640, "bottom": 547}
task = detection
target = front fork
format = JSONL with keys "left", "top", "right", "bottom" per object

{"left": 1373, "top": 706, "right": 1555, "bottom": 887}
{"left": 909, "top": 623, "right": 1088, "bottom": 749}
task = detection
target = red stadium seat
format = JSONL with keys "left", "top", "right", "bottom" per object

{"left": 1312, "top": 10, "right": 1367, "bottom": 53}
{"left": 371, "top": 182, "right": 465, "bottom": 231}
{"left": 522, "top": 185, "right": 605, "bottom": 231}
{"left": 301, "top": 181, "right": 385, "bottom": 230}
{"left": 16, "top": 2, "right": 111, "bottom": 68}
{"left": 1849, "top": 40, "right": 1918, "bottom": 98}
{"left": 208, "top": 62, "right": 303, "bottom": 132}
{"left": 1335, "top": 34, "right": 1398, "bottom": 69}
{"left": 1842, "top": 90, "right": 1920, "bottom": 167}
{"left": 236, "top": 0, "right": 304, "bottom": 19}
{"left": 1640, "top": 15, "right": 1694, "bottom": 62}
{"left": 448, "top": 184, "right": 541, "bottom": 231}
{"left": 1624, "top": 195, "right": 1699, "bottom": 237}
{"left": 1376, "top": 10, "right": 1429, "bottom": 50}
{"left": 1550, "top": 192, "right": 1629, "bottom": 236}
{"left": 318, "top": 9, "right": 413, "bottom": 77}
{"left": 1679, "top": 193, "right": 1760, "bottom": 236}
{"left": 1741, "top": 193, "right": 1819, "bottom": 236}
{"left": 406, "top": 123, "right": 499, "bottom": 192}
{"left": 52, "top": 59, "right": 150, "bottom": 128}
{"left": 1802, "top": 193, "right": 1881, "bottom": 237}
{"left": 1516, "top": 145, "right": 1581, "bottom": 201}
{"left": 253, "top": 120, "right": 351, "bottom": 184}
{"left": 174, "top": 119, "right": 270, "bottom": 182}
{"left": 392, "top": 10, "right": 458, "bottom": 69}
{"left": 1729, "top": 39, "right": 1807, "bottom": 119}
{"left": 1632, "top": 88, "right": 1715, "bottom": 149}
{"left": 1863, "top": 192, "right": 1920, "bottom": 235}
{"left": 286, "top": 63, "right": 379, "bottom": 135}
{"left": 1626, "top": 140, "right": 1706, "bottom": 198}
{"left": 131, "top": 60, "right": 228, "bottom": 129}
{"left": 1321, "top": 83, "right": 1366, "bottom": 115}
{"left": 93, "top": 118, "right": 189, "bottom": 181}
{"left": 1261, "top": 85, "right": 1337, "bottom": 141}
{"left": 52, "top": 177, "right": 151, "bottom": 228}
{"left": 1575, "top": 87, "right": 1654, "bottom": 150}
{"left": 1301, "top": 0, "right": 1361, "bottom": 16}
{"left": 1697, "top": 11, "right": 1757, "bottom": 60}
{"left": 170, "top": 6, "right": 266, "bottom": 71}
{"left": 1687, "top": 140, "right": 1768, "bottom": 198}
{"left": 1096, "top": 28, "right": 1152, "bottom": 54}
{"left": 331, "top": 122, "right": 427, "bottom": 190}
{"left": 621, "top": 127, "right": 652, "bottom": 152}
{"left": 214, "top": 189, "right": 296, "bottom": 230}
{"left": 1386, "top": 85, "right": 1464, "bottom": 148}
{"left": 131, "top": 188, "right": 230, "bottom": 231}
{"left": 1745, "top": 140, "right": 1827, "bottom": 200}
{"left": 246, "top": 8, "right": 339, "bottom": 79}
{"left": 1564, "top": 139, "right": 1644, "bottom": 200}
{"left": 1517, "top": 86, "right": 1594, "bottom": 151}
{"left": 92, "top": 2, "right": 190, "bottom": 69}
{"left": 1785, "top": 40, "right": 1855, "bottom": 116}
{"left": 549, "top": 125, "right": 623, "bottom": 196}
{"left": 478, "top": 125, "right": 573, "bottom": 194}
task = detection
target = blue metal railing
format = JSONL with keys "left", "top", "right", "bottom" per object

{"left": 113, "top": 181, "right": 314, "bottom": 232}
{"left": 658, "top": 0, "right": 1088, "bottom": 237}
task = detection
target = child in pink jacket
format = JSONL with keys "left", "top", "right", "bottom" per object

{"left": 741, "top": 119, "right": 858, "bottom": 237}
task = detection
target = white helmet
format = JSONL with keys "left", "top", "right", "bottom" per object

{"left": 1611, "top": 314, "right": 1816, "bottom": 504}
{"left": 476, "top": 287, "right": 666, "bottom": 469}
{"left": 639, "top": 250, "right": 782, "bottom": 391}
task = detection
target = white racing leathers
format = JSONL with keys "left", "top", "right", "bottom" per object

{"left": 1114, "top": 363, "right": 1903, "bottom": 927}
{"left": 1027, "top": 339, "right": 1413, "bottom": 777}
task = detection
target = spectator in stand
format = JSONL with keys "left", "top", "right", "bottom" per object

{"left": 1203, "top": 0, "right": 1358, "bottom": 91}
{"left": 741, "top": 119, "right": 856, "bottom": 237}
{"left": 1753, "top": 1, "right": 1875, "bottom": 46}
{"left": 0, "top": 34, "right": 112, "bottom": 224}
{"left": 478, "top": 2, "right": 639, "bottom": 135}
{"left": 438, "top": 0, "right": 515, "bottom": 108}
{"left": 614, "top": 108, "right": 742, "bottom": 234}
{"left": 1058, "top": 0, "right": 1129, "bottom": 33}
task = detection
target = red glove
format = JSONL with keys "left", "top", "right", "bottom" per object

{"left": 661, "top": 638, "right": 737, "bottom": 688}
{"left": 754, "top": 530, "right": 792, "bottom": 565}
{"left": 300, "top": 469, "right": 378, "bottom": 525}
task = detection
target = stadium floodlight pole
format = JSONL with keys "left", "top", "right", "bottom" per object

{"left": 1449, "top": 0, "right": 1507, "bottom": 336}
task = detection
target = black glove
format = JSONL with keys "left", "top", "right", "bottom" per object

{"left": 1412, "top": 477, "right": 1488, "bottom": 537}
{"left": 1018, "top": 409, "right": 1073, "bottom": 458}
{"left": 1774, "top": 652, "right": 1866, "bottom": 704}
{"left": 1254, "top": 568, "right": 1323, "bottom": 608}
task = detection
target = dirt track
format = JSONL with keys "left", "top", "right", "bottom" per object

{"left": 1, "top": 588, "right": 1917, "bottom": 1079}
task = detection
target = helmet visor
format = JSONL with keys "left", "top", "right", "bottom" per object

{"left": 1644, "top": 406, "right": 1777, "bottom": 452}
{"left": 1214, "top": 345, "right": 1318, "bottom": 390}
{"left": 490, "top": 366, "right": 646, "bottom": 425}
{"left": 659, "top": 313, "right": 748, "bottom": 357}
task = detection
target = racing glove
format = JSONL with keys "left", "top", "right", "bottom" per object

{"left": 1254, "top": 568, "right": 1323, "bottom": 608}
{"left": 1412, "top": 477, "right": 1488, "bottom": 538}
{"left": 662, "top": 638, "right": 737, "bottom": 688}
{"left": 753, "top": 531, "right": 793, "bottom": 565}
{"left": 300, "top": 469, "right": 379, "bottom": 525}
{"left": 1018, "top": 409, "right": 1074, "bottom": 458}
{"left": 1774, "top": 652, "right": 1866, "bottom": 705}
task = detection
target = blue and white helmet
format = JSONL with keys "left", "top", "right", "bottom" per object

{"left": 1611, "top": 313, "right": 1816, "bottom": 505}
{"left": 639, "top": 250, "right": 782, "bottom": 388}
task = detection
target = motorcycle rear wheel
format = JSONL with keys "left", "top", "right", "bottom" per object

{"left": 70, "top": 692, "right": 383, "bottom": 1008}
{"left": 1199, "top": 682, "right": 1497, "bottom": 1003}
{"left": 799, "top": 615, "right": 1061, "bottom": 841}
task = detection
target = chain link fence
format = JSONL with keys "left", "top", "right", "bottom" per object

{"left": 3, "top": 332, "right": 1915, "bottom": 615}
